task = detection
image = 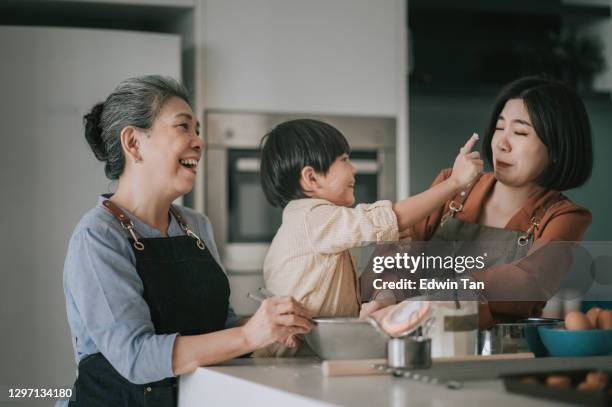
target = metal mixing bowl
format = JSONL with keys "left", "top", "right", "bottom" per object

{"left": 479, "top": 317, "right": 564, "bottom": 356}
{"left": 304, "top": 317, "right": 387, "bottom": 360}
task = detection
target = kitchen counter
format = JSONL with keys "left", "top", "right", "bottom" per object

{"left": 177, "top": 356, "right": 612, "bottom": 406}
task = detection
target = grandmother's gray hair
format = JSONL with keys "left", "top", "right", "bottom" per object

{"left": 84, "top": 75, "right": 190, "bottom": 180}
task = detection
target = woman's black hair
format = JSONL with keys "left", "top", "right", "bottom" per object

{"left": 83, "top": 75, "right": 190, "bottom": 180}
{"left": 260, "top": 119, "right": 350, "bottom": 208}
{"left": 483, "top": 76, "right": 593, "bottom": 191}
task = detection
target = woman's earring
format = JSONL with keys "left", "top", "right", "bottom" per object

{"left": 135, "top": 158, "right": 142, "bottom": 164}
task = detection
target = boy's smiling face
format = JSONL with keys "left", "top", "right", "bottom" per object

{"left": 303, "top": 153, "right": 356, "bottom": 206}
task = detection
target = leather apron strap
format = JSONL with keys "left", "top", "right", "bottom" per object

{"left": 439, "top": 182, "right": 566, "bottom": 247}
{"left": 168, "top": 205, "right": 206, "bottom": 250}
{"left": 102, "top": 200, "right": 206, "bottom": 251}
{"left": 439, "top": 175, "right": 480, "bottom": 226}
{"left": 102, "top": 200, "right": 145, "bottom": 251}
{"left": 517, "top": 192, "right": 566, "bottom": 246}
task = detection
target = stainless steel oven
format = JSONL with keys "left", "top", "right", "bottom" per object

{"left": 204, "top": 111, "right": 396, "bottom": 314}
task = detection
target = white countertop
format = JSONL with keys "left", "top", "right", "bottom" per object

{"left": 178, "top": 357, "right": 569, "bottom": 407}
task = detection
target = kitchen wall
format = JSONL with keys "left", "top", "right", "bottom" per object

{"left": 0, "top": 25, "right": 180, "bottom": 399}
{"left": 565, "top": 96, "right": 612, "bottom": 241}
{"left": 409, "top": 91, "right": 493, "bottom": 193}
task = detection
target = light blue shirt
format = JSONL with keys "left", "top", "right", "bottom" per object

{"left": 63, "top": 195, "right": 239, "bottom": 385}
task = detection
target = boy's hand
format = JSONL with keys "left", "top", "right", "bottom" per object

{"left": 359, "top": 292, "right": 397, "bottom": 319}
{"left": 359, "top": 300, "right": 386, "bottom": 319}
{"left": 363, "top": 302, "right": 398, "bottom": 322}
{"left": 449, "top": 133, "right": 484, "bottom": 189}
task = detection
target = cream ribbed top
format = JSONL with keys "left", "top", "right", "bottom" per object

{"left": 254, "top": 198, "right": 399, "bottom": 357}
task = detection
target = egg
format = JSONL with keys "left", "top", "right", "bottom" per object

{"left": 520, "top": 376, "right": 539, "bottom": 385}
{"left": 577, "top": 381, "right": 601, "bottom": 392}
{"left": 586, "top": 307, "right": 601, "bottom": 327}
{"left": 564, "top": 311, "right": 593, "bottom": 330}
{"left": 597, "top": 309, "right": 612, "bottom": 330}
{"left": 586, "top": 371, "right": 608, "bottom": 386}
{"left": 546, "top": 375, "right": 571, "bottom": 388}
{"left": 576, "top": 382, "right": 597, "bottom": 391}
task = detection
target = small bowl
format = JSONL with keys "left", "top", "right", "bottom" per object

{"left": 538, "top": 326, "right": 612, "bottom": 357}
{"left": 304, "top": 317, "right": 387, "bottom": 360}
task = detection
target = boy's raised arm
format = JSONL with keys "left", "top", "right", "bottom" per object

{"left": 305, "top": 201, "right": 399, "bottom": 254}
{"left": 393, "top": 133, "right": 483, "bottom": 231}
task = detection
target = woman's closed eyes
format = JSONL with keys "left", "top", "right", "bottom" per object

{"left": 495, "top": 125, "right": 529, "bottom": 137}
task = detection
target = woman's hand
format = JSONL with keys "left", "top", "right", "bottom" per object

{"left": 449, "top": 133, "right": 484, "bottom": 189}
{"left": 240, "top": 296, "right": 314, "bottom": 351}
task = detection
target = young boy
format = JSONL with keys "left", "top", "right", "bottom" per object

{"left": 256, "top": 119, "right": 482, "bottom": 356}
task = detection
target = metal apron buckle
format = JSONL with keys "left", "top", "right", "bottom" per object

{"left": 517, "top": 217, "right": 540, "bottom": 247}
{"left": 121, "top": 221, "right": 145, "bottom": 251}
{"left": 440, "top": 200, "right": 464, "bottom": 226}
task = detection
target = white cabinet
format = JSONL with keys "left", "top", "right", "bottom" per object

{"left": 201, "top": 0, "right": 404, "bottom": 116}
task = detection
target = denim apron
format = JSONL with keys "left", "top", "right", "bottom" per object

{"left": 69, "top": 200, "right": 230, "bottom": 407}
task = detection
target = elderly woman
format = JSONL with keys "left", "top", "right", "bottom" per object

{"left": 62, "top": 76, "right": 312, "bottom": 406}
{"left": 363, "top": 76, "right": 593, "bottom": 329}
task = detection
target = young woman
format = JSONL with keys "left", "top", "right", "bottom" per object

{"left": 63, "top": 76, "right": 312, "bottom": 406}
{"left": 364, "top": 76, "right": 593, "bottom": 329}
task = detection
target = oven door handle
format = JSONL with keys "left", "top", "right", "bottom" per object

{"left": 235, "top": 157, "right": 379, "bottom": 174}
{"left": 351, "top": 159, "right": 379, "bottom": 174}
{"left": 235, "top": 157, "right": 260, "bottom": 172}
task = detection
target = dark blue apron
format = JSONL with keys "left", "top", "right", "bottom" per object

{"left": 69, "top": 200, "right": 230, "bottom": 406}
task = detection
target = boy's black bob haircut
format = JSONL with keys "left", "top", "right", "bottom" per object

{"left": 260, "top": 119, "right": 350, "bottom": 208}
{"left": 483, "top": 75, "right": 593, "bottom": 191}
